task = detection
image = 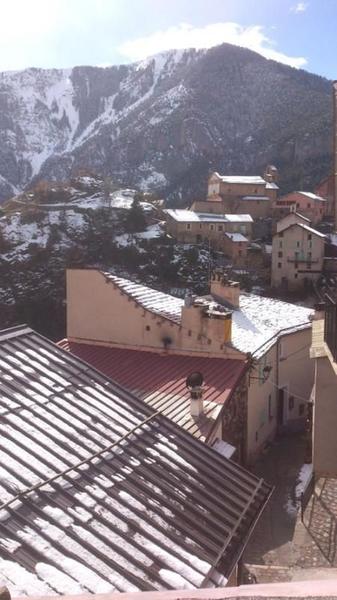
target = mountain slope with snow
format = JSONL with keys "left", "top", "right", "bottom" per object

{"left": 0, "top": 44, "right": 332, "bottom": 202}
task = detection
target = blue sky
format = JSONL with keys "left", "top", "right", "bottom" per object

{"left": 0, "top": 0, "right": 336, "bottom": 77}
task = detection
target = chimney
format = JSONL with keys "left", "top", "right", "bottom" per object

{"left": 186, "top": 372, "right": 204, "bottom": 417}
{"left": 333, "top": 81, "right": 337, "bottom": 232}
{"left": 210, "top": 270, "right": 240, "bottom": 308}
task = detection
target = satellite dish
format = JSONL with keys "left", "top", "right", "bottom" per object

{"left": 186, "top": 371, "right": 204, "bottom": 389}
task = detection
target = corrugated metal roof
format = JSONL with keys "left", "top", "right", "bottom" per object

{"left": 0, "top": 326, "right": 272, "bottom": 596}
{"left": 58, "top": 342, "right": 247, "bottom": 442}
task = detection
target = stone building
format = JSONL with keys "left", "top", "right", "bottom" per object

{"left": 190, "top": 172, "right": 278, "bottom": 219}
{"left": 271, "top": 218, "right": 326, "bottom": 291}
{"left": 164, "top": 209, "right": 253, "bottom": 264}
{"left": 274, "top": 191, "right": 327, "bottom": 224}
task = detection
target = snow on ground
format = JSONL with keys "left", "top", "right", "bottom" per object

{"left": 135, "top": 224, "right": 163, "bottom": 240}
{"left": 295, "top": 463, "right": 313, "bottom": 499}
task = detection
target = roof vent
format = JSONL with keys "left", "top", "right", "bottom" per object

{"left": 186, "top": 371, "right": 204, "bottom": 417}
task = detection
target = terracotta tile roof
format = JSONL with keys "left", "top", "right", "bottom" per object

{"left": 58, "top": 341, "right": 247, "bottom": 442}
{"left": 0, "top": 326, "right": 272, "bottom": 595}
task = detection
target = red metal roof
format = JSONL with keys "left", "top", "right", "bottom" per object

{"left": 59, "top": 340, "right": 247, "bottom": 442}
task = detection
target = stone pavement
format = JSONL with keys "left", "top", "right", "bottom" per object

{"left": 243, "top": 433, "right": 337, "bottom": 583}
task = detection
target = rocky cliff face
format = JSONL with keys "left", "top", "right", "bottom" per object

{"left": 0, "top": 44, "right": 332, "bottom": 203}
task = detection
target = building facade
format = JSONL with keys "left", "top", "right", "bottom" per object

{"left": 190, "top": 172, "right": 278, "bottom": 219}
{"left": 310, "top": 301, "right": 337, "bottom": 478}
{"left": 271, "top": 222, "right": 326, "bottom": 291}
{"left": 164, "top": 209, "right": 253, "bottom": 264}
{"left": 274, "top": 191, "right": 327, "bottom": 224}
{"left": 66, "top": 269, "right": 314, "bottom": 465}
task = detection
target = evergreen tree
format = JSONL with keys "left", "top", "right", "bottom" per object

{"left": 124, "top": 195, "right": 147, "bottom": 232}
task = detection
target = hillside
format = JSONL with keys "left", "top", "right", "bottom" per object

{"left": 0, "top": 43, "right": 332, "bottom": 204}
{"left": 0, "top": 175, "right": 212, "bottom": 339}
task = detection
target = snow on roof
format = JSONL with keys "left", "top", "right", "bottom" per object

{"left": 0, "top": 326, "right": 272, "bottom": 595}
{"left": 164, "top": 210, "right": 253, "bottom": 223}
{"left": 103, "top": 275, "right": 312, "bottom": 358}
{"left": 265, "top": 182, "right": 279, "bottom": 189}
{"left": 231, "top": 294, "right": 313, "bottom": 356}
{"left": 242, "top": 196, "right": 270, "bottom": 201}
{"left": 223, "top": 214, "right": 253, "bottom": 223}
{"left": 213, "top": 173, "right": 266, "bottom": 185}
{"left": 278, "top": 223, "right": 327, "bottom": 239}
{"left": 103, "top": 273, "right": 183, "bottom": 323}
{"left": 297, "top": 191, "right": 327, "bottom": 202}
{"left": 224, "top": 233, "right": 248, "bottom": 243}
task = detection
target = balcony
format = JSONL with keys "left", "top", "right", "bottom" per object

{"left": 324, "top": 295, "right": 337, "bottom": 362}
{"left": 287, "top": 255, "right": 318, "bottom": 263}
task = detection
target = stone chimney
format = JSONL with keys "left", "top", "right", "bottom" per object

{"left": 181, "top": 295, "right": 232, "bottom": 347}
{"left": 210, "top": 270, "right": 240, "bottom": 308}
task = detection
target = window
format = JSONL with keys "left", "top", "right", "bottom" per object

{"left": 279, "top": 232, "right": 283, "bottom": 238}
{"left": 210, "top": 225, "right": 214, "bottom": 231}
{"left": 199, "top": 224, "right": 202, "bottom": 229}
{"left": 308, "top": 252, "right": 312, "bottom": 259}
{"left": 279, "top": 240, "right": 283, "bottom": 248}
{"left": 294, "top": 273, "right": 298, "bottom": 279}
{"left": 186, "top": 223, "right": 191, "bottom": 230}
{"left": 308, "top": 234, "right": 312, "bottom": 241}
{"left": 295, "top": 251, "right": 299, "bottom": 259}
{"left": 307, "top": 203, "right": 311, "bottom": 208}
{"left": 308, "top": 241, "right": 312, "bottom": 248}
{"left": 278, "top": 251, "right": 283, "bottom": 258}
{"left": 299, "top": 403, "right": 305, "bottom": 416}
{"left": 218, "top": 225, "right": 223, "bottom": 231}
{"left": 278, "top": 262, "right": 282, "bottom": 268}
{"left": 255, "top": 431, "right": 259, "bottom": 442}
{"left": 145, "top": 325, "right": 151, "bottom": 331}
{"left": 295, "top": 262, "right": 298, "bottom": 269}
{"left": 296, "top": 241, "right": 300, "bottom": 248}
{"left": 288, "top": 395, "right": 294, "bottom": 411}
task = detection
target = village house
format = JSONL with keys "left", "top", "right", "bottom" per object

{"left": 271, "top": 217, "right": 326, "bottom": 291}
{"left": 0, "top": 325, "right": 272, "bottom": 593}
{"left": 310, "top": 299, "right": 337, "bottom": 478}
{"left": 65, "top": 268, "right": 314, "bottom": 465}
{"left": 164, "top": 209, "right": 253, "bottom": 264}
{"left": 190, "top": 170, "right": 278, "bottom": 220}
{"left": 274, "top": 191, "right": 327, "bottom": 224}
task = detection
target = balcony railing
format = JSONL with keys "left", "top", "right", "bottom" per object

{"left": 324, "top": 295, "right": 337, "bottom": 362}
{"left": 287, "top": 256, "right": 318, "bottom": 263}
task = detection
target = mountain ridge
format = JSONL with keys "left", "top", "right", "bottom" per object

{"left": 0, "top": 43, "right": 333, "bottom": 203}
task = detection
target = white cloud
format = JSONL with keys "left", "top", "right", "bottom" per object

{"left": 118, "top": 22, "right": 307, "bottom": 69}
{"left": 290, "top": 2, "right": 309, "bottom": 13}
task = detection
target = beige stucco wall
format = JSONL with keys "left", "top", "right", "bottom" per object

{"left": 246, "top": 345, "right": 278, "bottom": 463}
{"left": 66, "top": 269, "right": 243, "bottom": 359}
{"left": 313, "top": 356, "right": 337, "bottom": 477}
{"left": 276, "top": 212, "right": 310, "bottom": 232}
{"left": 271, "top": 224, "right": 325, "bottom": 290}
{"left": 278, "top": 328, "right": 314, "bottom": 426}
{"left": 247, "top": 327, "right": 313, "bottom": 463}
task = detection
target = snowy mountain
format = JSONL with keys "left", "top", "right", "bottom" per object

{"left": 0, "top": 43, "right": 332, "bottom": 202}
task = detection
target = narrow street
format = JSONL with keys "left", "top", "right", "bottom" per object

{"left": 243, "top": 433, "right": 335, "bottom": 582}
